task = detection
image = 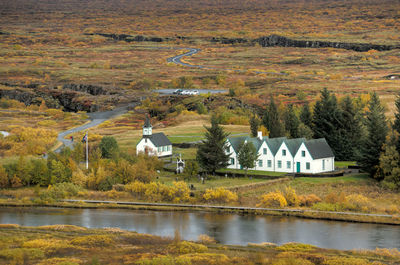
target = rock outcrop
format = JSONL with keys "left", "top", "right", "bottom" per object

{"left": 210, "top": 37, "right": 249, "bottom": 45}
{"left": 257, "top": 35, "right": 399, "bottom": 52}
{"left": 86, "top": 33, "right": 171, "bottom": 43}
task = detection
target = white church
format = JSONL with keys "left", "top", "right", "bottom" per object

{"left": 136, "top": 115, "right": 172, "bottom": 157}
{"left": 226, "top": 132, "right": 335, "bottom": 174}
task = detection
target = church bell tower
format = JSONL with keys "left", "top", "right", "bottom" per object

{"left": 143, "top": 114, "right": 152, "bottom": 137}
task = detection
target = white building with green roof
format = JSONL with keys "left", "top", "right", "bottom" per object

{"left": 136, "top": 115, "right": 172, "bottom": 157}
{"left": 226, "top": 132, "right": 335, "bottom": 174}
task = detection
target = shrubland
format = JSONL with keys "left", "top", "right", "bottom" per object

{"left": 0, "top": 225, "right": 399, "bottom": 265}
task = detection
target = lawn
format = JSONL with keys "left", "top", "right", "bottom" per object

{"left": 216, "top": 168, "right": 287, "bottom": 177}
{"left": 156, "top": 174, "right": 277, "bottom": 192}
{"left": 335, "top": 161, "right": 357, "bottom": 168}
{"left": 294, "top": 173, "right": 370, "bottom": 184}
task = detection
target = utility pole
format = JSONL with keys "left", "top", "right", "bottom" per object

{"left": 85, "top": 131, "right": 89, "bottom": 169}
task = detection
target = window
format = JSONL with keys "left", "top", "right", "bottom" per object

{"left": 302, "top": 151, "right": 305, "bottom": 157}
{"left": 162, "top": 146, "right": 166, "bottom": 152}
{"left": 282, "top": 149, "right": 286, "bottom": 156}
{"left": 167, "top": 146, "right": 170, "bottom": 151}
{"left": 287, "top": 161, "right": 291, "bottom": 169}
{"left": 278, "top": 160, "right": 282, "bottom": 168}
{"left": 230, "top": 158, "right": 235, "bottom": 165}
{"left": 226, "top": 146, "right": 230, "bottom": 153}
{"left": 157, "top": 147, "right": 161, "bottom": 153}
{"left": 306, "top": 162, "right": 310, "bottom": 170}
{"left": 258, "top": 160, "right": 263, "bottom": 167}
{"left": 263, "top": 148, "right": 267, "bottom": 155}
{"left": 267, "top": 160, "right": 272, "bottom": 168}
{"left": 322, "top": 160, "right": 325, "bottom": 170}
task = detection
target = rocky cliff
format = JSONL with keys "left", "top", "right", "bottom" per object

{"left": 257, "top": 35, "right": 399, "bottom": 52}
{"left": 92, "top": 32, "right": 399, "bottom": 52}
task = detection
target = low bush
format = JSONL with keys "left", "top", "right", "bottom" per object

{"left": 36, "top": 257, "right": 82, "bottom": 265}
{"left": 125, "top": 181, "right": 191, "bottom": 203}
{"left": 178, "top": 253, "right": 231, "bottom": 264}
{"left": 0, "top": 248, "right": 45, "bottom": 263}
{"left": 70, "top": 235, "right": 115, "bottom": 248}
{"left": 344, "top": 194, "right": 373, "bottom": 212}
{"left": 276, "top": 242, "right": 316, "bottom": 252}
{"left": 136, "top": 255, "right": 191, "bottom": 265}
{"left": 299, "top": 194, "right": 322, "bottom": 207}
{"left": 271, "top": 257, "right": 314, "bottom": 265}
{"left": 202, "top": 187, "right": 238, "bottom": 204}
{"left": 257, "top": 191, "right": 287, "bottom": 208}
{"left": 168, "top": 241, "right": 208, "bottom": 254}
{"left": 284, "top": 186, "right": 300, "bottom": 206}
{"left": 39, "top": 182, "right": 83, "bottom": 201}
{"left": 323, "top": 257, "right": 370, "bottom": 265}
{"left": 23, "top": 238, "right": 77, "bottom": 255}
{"left": 197, "top": 234, "right": 216, "bottom": 244}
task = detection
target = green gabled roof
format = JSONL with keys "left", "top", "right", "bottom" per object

{"left": 304, "top": 138, "right": 335, "bottom": 159}
{"left": 228, "top": 136, "right": 248, "bottom": 153}
{"left": 285, "top": 138, "right": 306, "bottom": 156}
{"left": 246, "top": 137, "right": 264, "bottom": 152}
{"left": 228, "top": 136, "right": 264, "bottom": 153}
{"left": 265, "top": 137, "right": 286, "bottom": 155}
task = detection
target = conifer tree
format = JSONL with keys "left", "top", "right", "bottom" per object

{"left": 339, "top": 96, "right": 362, "bottom": 160}
{"left": 284, "top": 104, "right": 300, "bottom": 138}
{"left": 377, "top": 131, "right": 400, "bottom": 189}
{"left": 249, "top": 114, "right": 260, "bottom": 137}
{"left": 196, "top": 116, "right": 230, "bottom": 174}
{"left": 262, "top": 96, "right": 284, "bottom": 138}
{"left": 312, "top": 88, "right": 345, "bottom": 159}
{"left": 358, "top": 92, "right": 388, "bottom": 177}
{"left": 392, "top": 94, "right": 400, "bottom": 153}
{"left": 237, "top": 141, "right": 259, "bottom": 176}
{"left": 300, "top": 103, "right": 312, "bottom": 128}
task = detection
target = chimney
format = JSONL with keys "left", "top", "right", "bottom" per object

{"left": 257, "top": 131, "right": 263, "bottom": 140}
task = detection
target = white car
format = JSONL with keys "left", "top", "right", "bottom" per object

{"left": 191, "top": 90, "right": 199, "bottom": 95}
{"left": 181, "top": 90, "right": 190, "bottom": 95}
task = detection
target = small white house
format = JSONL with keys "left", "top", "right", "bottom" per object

{"left": 136, "top": 115, "right": 172, "bottom": 157}
{"left": 226, "top": 132, "right": 335, "bottom": 174}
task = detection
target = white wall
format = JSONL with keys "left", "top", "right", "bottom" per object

{"left": 226, "top": 142, "right": 238, "bottom": 169}
{"left": 274, "top": 142, "right": 294, "bottom": 173}
{"left": 310, "top": 157, "right": 335, "bottom": 173}
{"left": 293, "top": 143, "right": 314, "bottom": 174}
{"left": 156, "top": 145, "right": 173, "bottom": 157}
{"left": 136, "top": 138, "right": 157, "bottom": 156}
{"left": 253, "top": 141, "right": 275, "bottom": 171}
{"left": 137, "top": 138, "right": 172, "bottom": 157}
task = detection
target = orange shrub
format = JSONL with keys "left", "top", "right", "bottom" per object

{"left": 257, "top": 191, "right": 287, "bottom": 208}
{"left": 299, "top": 194, "right": 322, "bottom": 207}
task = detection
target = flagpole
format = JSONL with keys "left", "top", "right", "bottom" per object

{"left": 86, "top": 131, "right": 89, "bottom": 169}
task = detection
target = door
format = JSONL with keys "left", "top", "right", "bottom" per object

{"left": 296, "top": 162, "right": 300, "bottom": 173}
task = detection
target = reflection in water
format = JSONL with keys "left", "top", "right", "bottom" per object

{"left": 0, "top": 207, "right": 399, "bottom": 250}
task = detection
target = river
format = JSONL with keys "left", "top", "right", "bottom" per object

{"left": 0, "top": 207, "right": 399, "bottom": 250}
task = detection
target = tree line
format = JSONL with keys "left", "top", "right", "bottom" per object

{"left": 198, "top": 88, "right": 400, "bottom": 190}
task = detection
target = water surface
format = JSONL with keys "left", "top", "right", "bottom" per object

{"left": 0, "top": 207, "right": 399, "bottom": 250}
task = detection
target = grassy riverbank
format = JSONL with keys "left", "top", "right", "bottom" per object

{"left": 1, "top": 172, "right": 400, "bottom": 225}
{"left": 0, "top": 224, "right": 399, "bottom": 265}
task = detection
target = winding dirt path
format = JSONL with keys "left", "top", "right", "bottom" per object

{"left": 55, "top": 102, "right": 139, "bottom": 153}
{"left": 166, "top": 47, "right": 286, "bottom": 75}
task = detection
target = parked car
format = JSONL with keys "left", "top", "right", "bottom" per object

{"left": 181, "top": 90, "right": 190, "bottom": 95}
{"left": 173, "top": 89, "right": 183, "bottom": 95}
{"left": 191, "top": 90, "right": 199, "bottom": 95}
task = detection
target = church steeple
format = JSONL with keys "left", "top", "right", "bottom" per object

{"left": 143, "top": 114, "right": 152, "bottom": 137}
